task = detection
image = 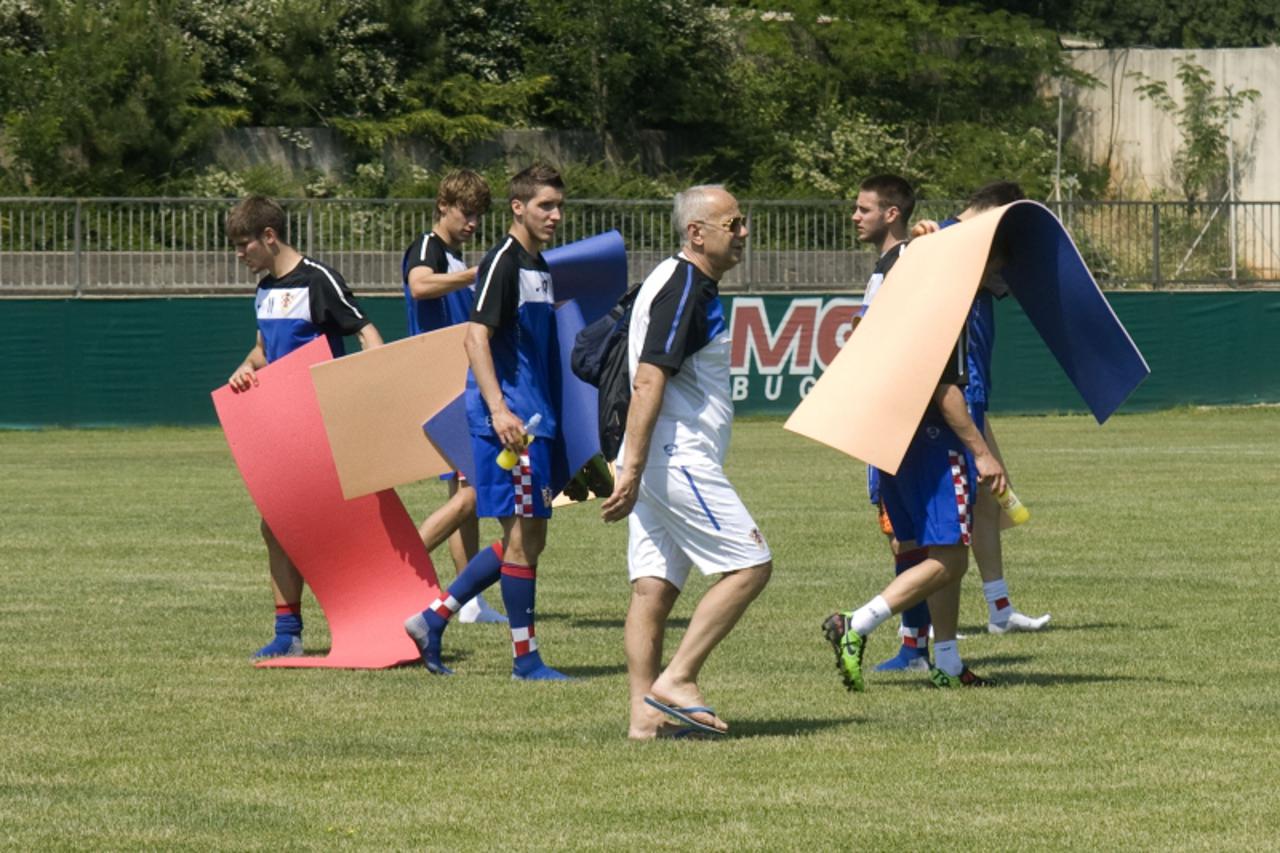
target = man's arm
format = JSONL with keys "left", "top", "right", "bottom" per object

{"left": 934, "top": 382, "right": 1007, "bottom": 495}
{"left": 407, "top": 266, "right": 479, "bottom": 300}
{"left": 356, "top": 322, "right": 383, "bottom": 350}
{"left": 463, "top": 320, "right": 524, "bottom": 451}
{"left": 600, "top": 362, "right": 668, "bottom": 523}
{"left": 229, "top": 332, "right": 268, "bottom": 391}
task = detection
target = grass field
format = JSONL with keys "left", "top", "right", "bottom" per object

{"left": 3, "top": 409, "right": 1279, "bottom": 850}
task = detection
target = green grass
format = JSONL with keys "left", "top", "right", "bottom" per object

{"left": 2, "top": 409, "right": 1278, "bottom": 850}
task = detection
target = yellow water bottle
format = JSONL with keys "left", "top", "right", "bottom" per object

{"left": 996, "top": 485, "right": 1030, "bottom": 525}
{"left": 497, "top": 413, "right": 542, "bottom": 470}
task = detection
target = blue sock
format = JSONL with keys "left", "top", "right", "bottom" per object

{"left": 896, "top": 547, "right": 931, "bottom": 647}
{"left": 274, "top": 612, "right": 302, "bottom": 636}
{"left": 501, "top": 562, "right": 547, "bottom": 675}
{"left": 254, "top": 604, "right": 302, "bottom": 659}
{"left": 420, "top": 543, "right": 503, "bottom": 633}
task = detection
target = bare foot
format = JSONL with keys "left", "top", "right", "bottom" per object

{"left": 628, "top": 696, "right": 672, "bottom": 740}
{"left": 648, "top": 677, "right": 728, "bottom": 733}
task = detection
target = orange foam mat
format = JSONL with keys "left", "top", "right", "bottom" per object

{"left": 211, "top": 338, "right": 441, "bottom": 669}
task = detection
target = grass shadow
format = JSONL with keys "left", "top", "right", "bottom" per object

{"left": 568, "top": 617, "right": 690, "bottom": 630}
{"left": 558, "top": 663, "right": 628, "bottom": 678}
{"left": 731, "top": 716, "right": 862, "bottom": 738}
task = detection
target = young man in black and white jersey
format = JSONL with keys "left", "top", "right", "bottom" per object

{"left": 601, "top": 185, "right": 772, "bottom": 739}
{"left": 401, "top": 169, "right": 506, "bottom": 624}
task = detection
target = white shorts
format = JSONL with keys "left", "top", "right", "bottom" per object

{"left": 627, "top": 464, "right": 772, "bottom": 590}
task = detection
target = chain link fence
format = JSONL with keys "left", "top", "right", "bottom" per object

{"left": 2, "top": 197, "right": 1278, "bottom": 296}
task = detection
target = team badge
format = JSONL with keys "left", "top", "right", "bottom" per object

{"left": 926, "top": 426, "right": 941, "bottom": 440}
{"left": 280, "top": 291, "right": 294, "bottom": 312}
{"left": 748, "top": 527, "right": 765, "bottom": 546}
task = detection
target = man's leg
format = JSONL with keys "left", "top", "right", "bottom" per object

{"left": 404, "top": 538, "right": 505, "bottom": 675}
{"left": 824, "top": 547, "right": 967, "bottom": 691}
{"left": 875, "top": 537, "right": 932, "bottom": 672}
{"left": 648, "top": 562, "right": 772, "bottom": 732}
{"left": 418, "top": 479, "right": 504, "bottom": 624}
{"left": 625, "top": 577, "right": 681, "bottom": 739}
{"left": 972, "top": 422, "right": 1049, "bottom": 633}
{"left": 255, "top": 520, "right": 304, "bottom": 659}
{"left": 500, "top": 515, "right": 567, "bottom": 680}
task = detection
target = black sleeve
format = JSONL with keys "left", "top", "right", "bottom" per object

{"left": 405, "top": 233, "right": 448, "bottom": 276}
{"left": 938, "top": 321, "right": 969, "bottom": 387}
{"left": 470, "top": 246, "right": 519, "bottom": 330}
{"left": 309, "top": 265, "right": 370, "bottom": 335}
{"left": 639, "top": 270, "right": 710, "bottom": 374}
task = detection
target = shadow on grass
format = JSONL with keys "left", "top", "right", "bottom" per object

{"left": 566, "top": 617, "right": 691, "bottom": 630}
{"left": 985, "top": 671, "right": 1160, "bottom": 687}
{"left": 557, "top": 663, "right": 629, "bottom": 678}
{"left": 731, "top": 716, "right": 862, "bottom": 738}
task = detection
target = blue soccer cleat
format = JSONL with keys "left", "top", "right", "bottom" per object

{"left": 253, "top": 633, "right": 302, "bottom": 660}
{"left": 874, "top": 644, "right": 930, "bottom": 672}
{"left": 404, "top": 612, "right": 453, "bottom": 675}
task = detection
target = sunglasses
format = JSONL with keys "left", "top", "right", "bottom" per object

{"left": 695, "top": 215, "right": 749, "bottom": 233}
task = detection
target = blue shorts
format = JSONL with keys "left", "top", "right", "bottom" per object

{"left": 470, "top": 433, "right": 554, "bottom": 519}
{"left": 878, "top": 423, "right": 973, "bottom": 548}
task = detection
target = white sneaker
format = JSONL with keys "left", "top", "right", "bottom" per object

{"left": 988, "top": 610, "right": 1051, "bottom": 634}
{"left": 456, "top": 594, "right": 507, "bottom": 624}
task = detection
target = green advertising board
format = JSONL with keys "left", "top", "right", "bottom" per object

{"left": 0, "top": 292, "right": 1277, "bottom": 427}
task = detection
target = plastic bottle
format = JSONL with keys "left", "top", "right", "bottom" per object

{"left": 995, "top": 485, "right": 1030, "bottom": 525}
{"left": 497, "top": 413, "right": 542, "bottom": 470}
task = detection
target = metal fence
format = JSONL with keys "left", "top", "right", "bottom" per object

{"left": 2, "top": 197, "right": 1278, "bottom": 296}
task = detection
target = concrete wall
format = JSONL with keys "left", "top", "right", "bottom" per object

{"left": 1065, "top": 47, "right": 1275, "bottom": 201}
{"left": 207, "top": 127, "right": 691, "bottom": 179}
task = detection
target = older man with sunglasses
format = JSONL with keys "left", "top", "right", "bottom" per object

{"left": 601, "top": 185, "right": 773, "bottom": 739}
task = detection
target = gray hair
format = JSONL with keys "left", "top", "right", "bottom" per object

{"left": 672, "top": 184, "right": 727, "bottom": 239}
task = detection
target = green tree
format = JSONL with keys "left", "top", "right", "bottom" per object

{"left": 1130, "top": 57, "right": 1260, "bottom": 202}
{"left": 0, "top": 0, "right": 236, "bottom": 193}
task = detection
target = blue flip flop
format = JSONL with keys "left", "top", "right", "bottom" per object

{"left": 644, "top": 696, "right": 726, "bottom": 736}
{"left": 657, "top": 725, "right": 714, "bottom": 741}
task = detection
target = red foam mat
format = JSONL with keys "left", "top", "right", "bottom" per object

{"left": 211, "top": 338, "right": 441, "bottom": 668}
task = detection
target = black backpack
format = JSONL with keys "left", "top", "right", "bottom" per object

{"left": 570, "top": 285, "right": 641, "bottom": 462}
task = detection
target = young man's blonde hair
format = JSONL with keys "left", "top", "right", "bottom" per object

{"left": 435, "top": 169, "right": 492, "bottom": 220}
{"left": 225, "top": 195, "right": 288, "bottom": 243}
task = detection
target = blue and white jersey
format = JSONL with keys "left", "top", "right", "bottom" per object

{"left": 465, "top": 235, "right": 558, "bottom": 439}
{"left": 255, "top": 257, "right": 369, "bottom": 363}
{"left": 619, "top": 253, "right": 731, "bottom": 470}
{"left": 932, "top": 215, "right": 995, "bottom": 406}
{"left": 403, "top": 231, "right": 475, "bottom": 336}
{"left": 966, "top": 289, "right": 995, "bottom": 405}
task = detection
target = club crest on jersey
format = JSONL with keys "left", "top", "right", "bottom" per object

{"left": 279, "top": 291, "right": 295, "bottom": 312}
{"left": 926, "top": 426, "right": 941, "bottom": 440}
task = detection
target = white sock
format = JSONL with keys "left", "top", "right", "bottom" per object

{"left": 934, "top": 639, "right": 963, "bottom": 676}
{"left": 983, "top": 579, "right": 1013, "bottom": 624}
{"left": 849, "top": 595, "right": 893, "bottom": 636}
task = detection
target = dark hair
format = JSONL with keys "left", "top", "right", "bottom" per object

{"left": 436, "top": 169, "right": 492, "bottom": 219}
{"left": 967, "top": 180, "right": 1025, "bottom": 212}
{"left": 859, "top": 174, "right": 915, "bottom": 221}
{"left": 508, "top": 164, "right": 565, "bottom": 204}
{"left": 225, "top": 195, "right": 287, "bottom": 243}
